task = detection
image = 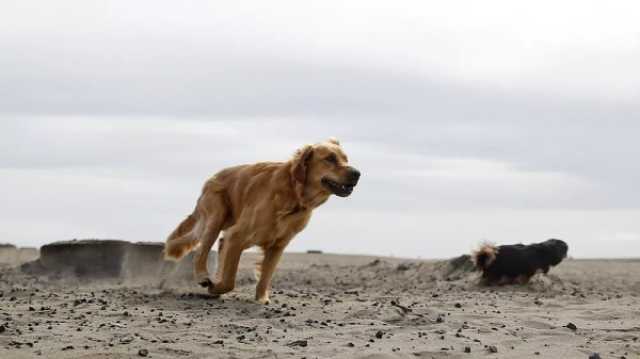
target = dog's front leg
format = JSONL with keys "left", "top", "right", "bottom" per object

{"left": 208, "top": 238, "right": 242, "bottom": 297}
{"left": 255, "top": 245, "right": 286, "bottom": 305}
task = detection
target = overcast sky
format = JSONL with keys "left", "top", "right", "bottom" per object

{"left": 1, "top": 1, "right": 639, "bottom": 258}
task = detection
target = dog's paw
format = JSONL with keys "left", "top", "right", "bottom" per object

{"left": 255, "top": 296, "right": 270, "bottom": 305}
{"left": 206, "top": 285, "right": 223, "bottom": 298}
{"left": 198, "top": 279, "right": 213, "bottom": 288}
{"left": 255, "top": 292, "right": 271, "bottom": 305}
{"left": 195, "top": 273, "right": 213, "bottom": 288}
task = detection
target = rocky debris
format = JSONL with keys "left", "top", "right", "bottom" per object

{"left": 565, "top": 322, "right": 578, "bottom": 331}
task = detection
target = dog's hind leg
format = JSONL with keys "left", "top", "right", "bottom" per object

{"left": 193, "top": 193, "right": 227, "bottom": 287}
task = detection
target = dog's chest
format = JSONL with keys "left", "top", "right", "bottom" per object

{"left": 273, "top": 209, "right": 311, "bottom": 240}
{"left": 244, "top": 212, "right": 310, "bottom": 249}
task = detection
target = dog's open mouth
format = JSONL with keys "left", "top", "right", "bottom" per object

{"left": 321, "top": 178, "right": 356, "bottom": 197}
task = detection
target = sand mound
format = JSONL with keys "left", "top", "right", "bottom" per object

{"left": 0, "top": 243, "right": 39, "bottom": 267}
{"left": 20, "top": 239, "right": 215, "bottom": 286}
{"left": 0, "top": 243, "right": 17, "bottom": 265}
{"left": 433, "top": 254, "right": 476, "bottom": 280}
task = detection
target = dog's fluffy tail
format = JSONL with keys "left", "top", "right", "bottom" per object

{"left": 472, "top": 243, "right": 498, "bottom": 270}
{"left": 164, "top": 213, "right": 198, "bottom": 261}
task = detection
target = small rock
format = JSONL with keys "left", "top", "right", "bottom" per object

{"left": 375, "top": 330, "right": 384, "bottom": 339}
{"left": 464, "top": 346, "right": 471, "bottom": 353}
{"left": 588, "top": 354, "right": 601, "bottom": 359}
{"left": 566, "top": 322, "right": 578, "bottom": 331}
{"left": 138, "top": 349, "right": 149, "bottom": 357}
{"left": 120, "top": 335, "right": 134, "bottom": 344}
{"left": 396, "top": 263, "right": 412, "bottom": 271}
{"left": 454, "top": 303, "right": 462, "bottom": 308}
{"left": 287, "top": 339, "right": 308, "bottom": 347}
{"left": 487, "top": 345, "right": 498, "bottom": 353}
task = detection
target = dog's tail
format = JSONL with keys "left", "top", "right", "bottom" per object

{"left": 164, "top": 213, "right": 199, "bottom": 261}
{"left": 472, "top": 243, "right": 498, "bottom": 270}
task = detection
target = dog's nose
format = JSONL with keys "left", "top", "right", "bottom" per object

{"left": 347, "top": 167, "right": 361, "bottom": 183}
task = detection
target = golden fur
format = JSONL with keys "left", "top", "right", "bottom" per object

{"left": 164, "top": 138, "right": 360, "bottom": 304}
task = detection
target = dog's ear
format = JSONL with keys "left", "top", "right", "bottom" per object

{"left": 327, "top": 137, "right": 340, "bottom": 146}
{"left": 291, "top": 145, "right": 314, "bottom": 184}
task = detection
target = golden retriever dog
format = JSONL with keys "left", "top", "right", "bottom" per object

{"left": 164, "top": 138, "right": 360, "bottom": 304}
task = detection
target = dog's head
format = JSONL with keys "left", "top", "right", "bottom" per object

{"left": 291, "top": 138, "right": 361, "bottom": 199}
{"left": 535, "top": 239, "right": 569, "bottom": 266}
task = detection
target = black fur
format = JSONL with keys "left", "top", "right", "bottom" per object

{"left": 474, "top": 239, "right": 569, "bottom": 284}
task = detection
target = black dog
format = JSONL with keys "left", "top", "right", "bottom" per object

{"left": 472, "top": 239, "right": 569, "bottom": 284}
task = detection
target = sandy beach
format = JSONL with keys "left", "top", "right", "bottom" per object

{"left": 0, "top": 243, "right": 638, "bottom": 359}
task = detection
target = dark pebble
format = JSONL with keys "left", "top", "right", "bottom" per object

{"left": 588, "top": 354, "right": 601, "bottom": 359}
{"left": 138, "top": 349, "right": 149, "bottom": 357}
{"left": 566, "top": 323, "right": 578, "bottom": 331}
{"left": 287, "top": 340, "right": 308, "bottom": 347}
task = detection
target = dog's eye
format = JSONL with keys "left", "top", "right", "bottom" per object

{"left": 325, "top": 154, "right": 337, "bottom": 165}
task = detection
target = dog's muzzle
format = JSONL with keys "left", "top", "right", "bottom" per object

{"left": 322, "top": 167, "right": 360, "bottom": 197}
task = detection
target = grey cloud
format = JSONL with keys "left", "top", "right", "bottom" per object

{"left": 2, "top": 1, "right": 640, "bottom": 256}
